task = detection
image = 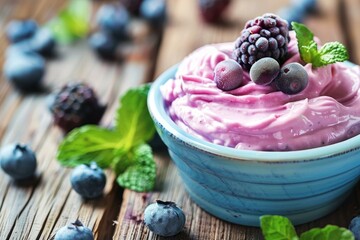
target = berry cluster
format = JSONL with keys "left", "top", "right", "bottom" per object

{"left": 89, "top": 0, "right": 166, "bottom": 60}
{"left": 3, "top": 19, "right": 56, "bottom": 91}
{"left": 49, "top": 83, "right": 106, "bottom": 133}
{"left": 233, "top": 13, "right": 290, "bottom": 70}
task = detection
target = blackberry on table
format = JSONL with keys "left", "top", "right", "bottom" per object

{"left": 233, "top": 14, "right": 290, "bottom": 70}
{"left": 50, "top": 83, "right": 106, "bottom": 132}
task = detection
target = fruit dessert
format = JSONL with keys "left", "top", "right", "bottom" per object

{"left": 161, "top": 14, "right": 359, "bottom": 151}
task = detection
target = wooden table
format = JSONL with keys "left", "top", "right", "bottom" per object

{"left": 1, "top": 0, "right": 360, "bottom": 239}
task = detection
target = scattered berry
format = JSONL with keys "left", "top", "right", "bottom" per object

{"left": 6, "top": 19, "right": 38, "bottom": 43}
{"left": 89, "top": 31, "right": 118, "bottom": 60}
{"left": 275, "top": 62, "right": 308, "bottom": 94}
{"left": 198, "top": 0, "right": 230, "bottom": 23}
{"left": 55, "top": 220, "right": 94, "bottom": 240}
{"left": 30, "top": 28, "right": 56, "bottom": 56}
{"left": 3, "top": 52, "right": 45, "bottom": 91}
{"left": 291, "top": 0, "right": 317, "bottom": 13}
{"left": 96, "top": 3, "right": 130, "bottom": 40}
{"left": 0, "top": 143, "right": 37, "bottom": 180}
{"left": 214, "top": 59, "right": 243, "bottom": 91}
{"left": 119, "top": 0, "right": 144, "bottom": 15}
{"left": 233, "top": 13, "right": 290, "bottom": 70}
{"left": 349, "top": 216, "right": 360, "bottom": 240}
{"left": 70, "top": 162, "right": 106, "bottom": 199}
{"left": 49, "top": 83, "right": 106, "bottom": 132}
{"left": 140, "top": 0, "right": 167, "bottom": 26}
{"left": 144, "top": 200, "right": 186, "bottom": 237}
{"left": 250, "top": 57, "right": 280, "bottom": 85}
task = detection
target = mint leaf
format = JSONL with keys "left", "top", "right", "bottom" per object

{"left": 291, "top": 22, "right": 318, "bottom": 64}
{"left": 115, "top": 84, "right": 155, "bottom": 151}
{"left": 57, "top": 125, "right": 122, "bottom": 168}
{"left": 115, "top": 144, "right": 156, "bottom": 192}
{"left": 47, "top": 0, "right": 91, "bottom": 44}
{"left": 292, "top": 22, "right": 348, "bottom": 67}
{"left": 300, "top": 225, "right": 354, "bottom": 240}
{"left": 260, "top": 215, "right": 299, "bottom": 240}
{"left": 313, "top": 42, "right": 349, "bottom": 67}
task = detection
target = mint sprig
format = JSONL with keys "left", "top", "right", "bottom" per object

{"left": 47, "top": 0, "right": 91, "bottom": 44}
{"left": 292, "top": 22, "right": 349, "bottom": 67}
{"left": 56, "top": 84, "right": 157, "bottom": 192}
{"left": 260, "top": 215, "right": 354, "bottom": 240}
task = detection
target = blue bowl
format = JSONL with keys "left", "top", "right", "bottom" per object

{"left": 147, "top": 64, "right": 360, "bottom": 227}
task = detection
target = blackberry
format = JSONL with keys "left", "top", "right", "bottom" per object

{"left": 50, "top": 83, "right": 106, "bottom": 132}
{"left": 233, "top": 14, "right": 290, "bottom": 70}
{"left": 198, "top": 0, "right": 231, "bottom": 23}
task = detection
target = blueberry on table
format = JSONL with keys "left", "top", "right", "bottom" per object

{"left": 291, "top": 0, "right": 317, "bottom": 13}
{"left": 70, "top": 162, "right": 106, "bottom": 199}
{"left": 3, "top": 53, "right": 45, "bottom": 91}
{"left": 54, "top": 219, "right": 94, "bottom": 240}
{"left": 0, "top": 143, "right": 37, "bottom": 180}
{"left": 250, "top": 57, "right": 280, "bottom": 85}
{"left": 140, "top": 0, "right": 167, "bottom": 26}
{"left": 144, "top": 200, "right": 186, "bottom": 237}
{"left": 349, "top": 216, "right": 360, "bottom": 240}
{"left": 277, "top": 6, "right": 306, "bottom": 29}
{"left": 88, "top": 31, "right": 118, "bottom": 60}
{"left": 30, "top": 28, "right": 56, "bottom": 56}
{"left": 214, "top": 59, "right": 243, "bottom": 91}
{"left": 275, "top": 62, "right": 308, "bottom": 95}
{"left": 96, "top": 3, "right": 130, "bottom": 40}
{"left": 6, "top": 19, "right": 38, "bottom": 43}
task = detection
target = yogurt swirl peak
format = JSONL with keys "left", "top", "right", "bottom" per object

{"left": 161, "top": 32, "right": 360, "bottom": 151}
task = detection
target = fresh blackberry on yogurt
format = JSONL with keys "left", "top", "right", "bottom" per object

{"left": 234, "top": 13, "right": 290, "bottom": 70}
{"left": 49, "top": 83, "right": 106, "bottom": 132}
{"left": 144, "top": 200, "right": 186, "bottom": 237}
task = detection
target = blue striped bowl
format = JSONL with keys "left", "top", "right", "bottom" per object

{"left": 147, "top": 64, "right": 360, "bottom": 226}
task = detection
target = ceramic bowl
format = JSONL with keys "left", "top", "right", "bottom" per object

{"left": 147, "top": 64, "right": 360, "bottom": 227}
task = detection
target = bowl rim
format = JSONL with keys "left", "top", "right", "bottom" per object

{"left": 148, "top": 63, "right": 360, "bottom": 162}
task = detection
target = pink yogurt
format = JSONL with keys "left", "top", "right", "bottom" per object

{"left": 161, "top": 32, "right": 360, "bottom": 151}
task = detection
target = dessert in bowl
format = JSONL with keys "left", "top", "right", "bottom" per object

{"left": 147, "top": 14, "right": 360, "bottom": 226}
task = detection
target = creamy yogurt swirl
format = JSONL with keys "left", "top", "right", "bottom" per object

{"left": 161, "top": 32, "right": 360, "bottom": 151}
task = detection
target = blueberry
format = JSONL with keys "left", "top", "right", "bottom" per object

{"left": 6, "top": 19, "right": 38, "bottom": 43}
{"left": 291, "top": 0, "right": 317, "bottom": 13}
{"left": 140, "top": 0, "right": 167, "bottom": 26}
{"left": 3, "top": 53, "right": 45, "bottom": 91}
{"left": 55, "top": 219, "right": 94, "bottom": 240}
{"left": 277, "top": 6, "right": 306, "bottom": 28}
{"left": 350, "top": 216, "right": 360, "bottom": 240}
{"left": 250, "top": 57, "right": 280, "bottom": 85}
{"left": 144, "top": 200, "right": 186, "bottom": 237}
{"left": 275, "top": 62, "right": 308, "bottom": 94}
{"left": 88, "top": 31, "right": 118, "bottom": 60}
{"left": 0, "top": 143, "right": 37, "bottom": 180}
{"left": 5, "top": 40, "right": 34, "bottom": 58}
{"left": 30, "top": 28, "right": 56, "bottom": 56}
{"left": 70, "top": 162, "right": 106, "bottom": 199}
{"left": 96, "top": 3, "right": 130, "bottom": 40}
{"left": 214, "top": 59, "right": 243, "bottom": 91}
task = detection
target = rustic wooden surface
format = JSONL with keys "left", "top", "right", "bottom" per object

{"left": 1, "top": 0, "right": 360, "bottom": 239}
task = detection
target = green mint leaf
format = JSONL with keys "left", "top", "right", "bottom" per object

{"left": 313, "top": 42, "right": 349, "bottom": 67}
{"left": 115, "top": 144, "right": 156, "bottom": 192}
{"left": 47, "top": 0, "right": 91, "bottom": 44}
{"left": 300, "top": 225, "right": 354, "bottom": 240}
{"left": 260, "top": 215, "right": 299, "bottom": 240}
{"left": 292, "top": 22, "right": 349, "bottom": 67}
{"left": 115, "top": 84, "right": 156, "bottom": 151}
{"left": 57, "top": 125, "right": 122, "bottom": 168}
{"left": 291, "top": 22, "right": 318, "bottom": 64}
